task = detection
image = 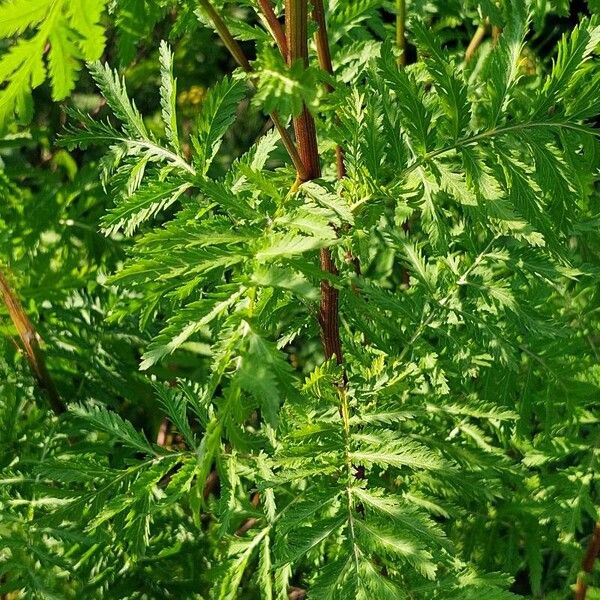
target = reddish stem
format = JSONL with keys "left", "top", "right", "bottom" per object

{"left": 312, "top": 0, "right": 345, "bottom": 179}
{"left": 286, "top": 0, "right": 342, "bottom": 363}
{"left": 257, "top": 0, "right": 288, "bottom": 59}
{"left": 286, "top": 0, "right": 320, "bottom": 181}
{"left": 575, "top": 522, "right": 600, "bottom": 600}
{"left": 318, "top": 251, "right": 343, "bottom": 363}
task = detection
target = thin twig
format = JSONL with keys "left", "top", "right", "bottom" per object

{"left": 312, "top": 0, "right": 345, "bottom": 179}
{"left": 198, "top": 0, "right": 251, "bottom": 70}
{"left": 312, "top": 0, "right": 333, "bottom": 75}
{"left": 575, "top": 522, "right": 600, "bottom": 600}
{"left": 0, "top": 269, "right": 65, "bottom": 414}
{"left": 318, "top": 249, "right": 343, "bottom": 362}
{"left": 271, "top": 114, "right": 309, "bottom": 181}
{"left": 256, "top": 0, "right": 288, "bottom": 59}
{"left": 465, "top": 22, "right": 487, "bottom": 63}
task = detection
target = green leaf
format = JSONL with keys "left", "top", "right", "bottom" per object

{"left": 238, "top": 330, "right": 298, "bottom": 426}
{"left": 378, "top": 41, "right": 432, "bottom": 155}
{"left": 351, "top": 433, "right": 445, "bottom": 471}
{"left": 255, "top": 232, "right": 334, "bottom": 261}
{"left": 274, "top": 515, "right": 345, "bottom": 566}
{"left": 69, "top": 403, "right": 156, "bottom": 454}
{"left": 301, "top": 181, "right": 354, "bottom": 225}
{"left": 88, "top": 61, "right": 149, "bottom": 139}
{"left": 358, "top": 558, "right": 408, "bottom": 599}
{"left": 484, "top": 0, "right": 530, "bottom": 126}
{"left": 258, "top": 535, "right": 274, "bottom": 600}
{"left": 154, "top": 384, "right": 197, "bottom": 449}
{"left": 193, "top": 76, "right": 246, "bottom": 174}
{"left": 253, "top": 49, "right": 324, "bottom": 119}
{"left": 411, "top": 20, "right": 470, "bottom": 139}
{"left": 308, "top": 556, "right": 353, "bottom": 600}
{"left": 101, "top": 179, "right": 193, "bottom": 236}
{"left": 251, "top": 266, "right": 318, "bottom": 300}
{"left": 67, "top": 0, "right": 106, "bottom": 59}
{"left": 354, "top": 518, "right": 437, "bottom": 579}
{"left": 0, "top": 0, "right": 108, "bottom": 124}
{"left": 141, "top": 290, "right": 244, "bottom": 370}
{"left": 351, "top": 488, "right": 445, "bottom": 545}
{"left": 0, "top": 0, "right": 50, "bottom": 37}
{"left": 48, "top": 23, "right": 80, "bottom": 100}
{"left": 215, "top": 528, "right": 270, "bottom": 600}
{"left": 533, "top": 16, "right": 600, "bottom": 118}
{"left": 115, "top": 0, "right": 166, "bottom": 65}
{"left": 159, "top": 40, "right": 180, "bottom": 153}
{"left": 87, "top": 458, "right": 176, "bottom": 531}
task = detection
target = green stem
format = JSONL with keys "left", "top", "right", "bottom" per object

{"left": 396, "top": 0, "right": 406, "bottom": 67}
{"left": 198, "top": 0, "right": 251, "bottom": 71}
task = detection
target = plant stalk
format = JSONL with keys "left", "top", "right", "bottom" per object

{"left": 287, "top": 0, "right": 343, "bottom": 363}
{"left": 395, "top": 0, "right": 411, "bottom": 284}
{"left": 198, "top": 0, "right": 251, "bottom": 70}
{"left": 286, "top": 0, "right": 320, "bottom": 181}
{"left": 0, "top": 269, "right": 65, "bottom": 414}
{"left": 396, "top": 0, "right": 406, "bottom": 67}
{"left": 200, "top": 0, "right": 342, "bottom": 361}
{"left": 312, "top": 0, "right": 333, "bottom": 75}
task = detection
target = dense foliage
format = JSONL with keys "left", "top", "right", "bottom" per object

{"left": 0, "top": 0, "right": 599, "bottom": 598}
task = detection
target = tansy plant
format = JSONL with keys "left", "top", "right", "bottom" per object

{"left": 0, "top": 0, "right": 599, "bottom": 598}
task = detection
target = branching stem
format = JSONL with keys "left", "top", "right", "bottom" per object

{"left": 197, "top": 0, "right": 308, "bottom": 180}
{"left": 310, "top": 0, "right": 347, "bottom": 360}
